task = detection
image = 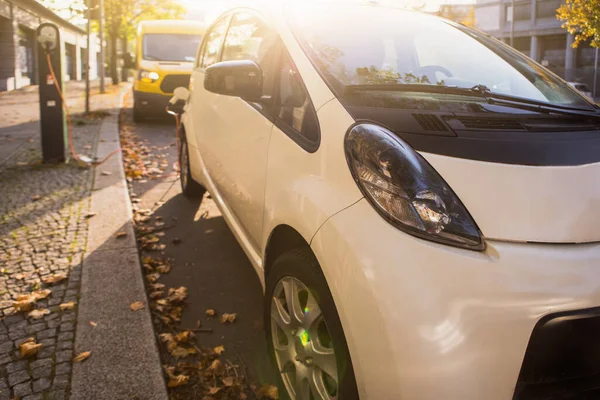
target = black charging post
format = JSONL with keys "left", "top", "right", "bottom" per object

{"left": 36, "top": 23, "right": 67, "bottom": 163}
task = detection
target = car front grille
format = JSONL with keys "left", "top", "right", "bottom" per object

{"left": 160, "top": 74, "right": 191, "bottom": 94}
{"left": 514, "top": 307, "right": 600, "bottom": 399}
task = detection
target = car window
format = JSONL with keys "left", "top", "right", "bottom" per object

{"left": 221, "top": 12, "right": 279, "bottom": 97}
{"left": 275, "top": 51, "right": 319, "bottom": 144}
{"left": 199, "top": 16, "right": 229, "bottom": 69}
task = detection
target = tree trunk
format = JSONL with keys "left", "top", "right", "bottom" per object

{"left": 120, "top": 36, "right": 128, "bottom": 82}
{"left": 110, "top": 32, "right": 119, "bottom": 85}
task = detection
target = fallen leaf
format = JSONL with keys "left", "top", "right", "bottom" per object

{"left": 31, "top": 195, "right": 41, "bottom": 201}
{"left": 209, "top": 387, "right": 221, "bottom": 395}
{"left": 175, "top": 330, "right": 193, "bottom": 344}
{"left": 168, "top": 287, "right": 187, "bottom": 304}
{"left": 32, "top": 289, "right": 52, "bottom": 300}
{"left": 73, "top": 351, "right": 91, "bottom": 363}
{"left": 149, "top": 290, "right": 164, "bottom": 299}
{"left": 222, "top": 376, "right": 234, "bottom": 387}
{"left": 13, "top": 296, "right": 35, "bottom": 312}
{"left": 167, "top": 374, "right": 189, "bottom": 388}
{"left": 172, "top": 237, "right": 182, "bottom": 245}
{"left": 59, "top": 302, "right": 76, "bottom": 311}
{"left": 213, "top": 345, "right": 225, "bottom": 355}
{"left": 84, "top": 212, "right": 97, "bottom": 219}
{"left": 208, "top": 359, "right": 224, "bottom": 376}
{"left": 28, "top": 309, "right": 50, "bottom": 319}
{"left": 257, "top": 384, "right": 279, "bottom": 400}
{"left": 150, "top": 283, "right": 165, "bottom": 291}
{"left": 89, "top": 321, "right": 97, "bottom": 327}
{"left": 205, "top": 309, "right": 216, "bottom": 318}
{"left": 220, "top": 313, "right": 237, "bottom": 324}
{"left": 146, "top": 273, "right": 160, "bottom": 283}
{"left": 130, "top": 301, "right": 144, "bottom": 311}
{"left": 170, "top": 346, "right": 196, "bottom": 359}
{"left": 42, "top": 273, "right": 67, "bottom": 285}
{"left": 160, "top": 333, "right": 178, "bottom": 351}
{"left": 19, "top": 338, "right": 43, "bottom": 358}
{"left": 115, "top": 231, "right": 127, "bottom": 239}
{"left": 156, "top": 264, "right": 170, "bottom": 274}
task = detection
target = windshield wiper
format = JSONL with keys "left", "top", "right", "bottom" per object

{"left": 344, "top": 83, "right": 600, "bottom": 119}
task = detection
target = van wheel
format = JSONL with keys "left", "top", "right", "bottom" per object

{"left": 265, "top": 248, "right": 358, "bottom": 400}
{"left": 179, "top": 138, "right": 205, "bottom": 198}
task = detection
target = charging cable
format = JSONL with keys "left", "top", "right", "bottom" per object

{"left": 46, "top": 53, "right": 120, "bottom": 167}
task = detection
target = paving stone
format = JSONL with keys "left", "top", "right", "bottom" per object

{"left": 31, "top": 365, "right": 52, "bottom": 379}
{"left": 36, "top": 328, "right": 56, "bottom": 340}
{"left": 5, "top": 360, "right": 26, "bottom": 374}
{"left": 8, "top": 369, "right": 29, "bottom": 386}
{"left": 57, "top": 331, "right": 73, "bottom": 342}
{"left": 46, "top": 390, "right": 66, "bottom": 400}
{"left": 13, "top": 381, "right": 32, "bottom": 398}
{"left": 0, "top": 341, "right": 13, "bottom": 355}
{"left": 59, "top": 322, "right": 74, "bottom": 332}
{"left": 23, "top": 394, "right": 43, "bottom": 400}
{"left": 52, "top": 375, "right": 69, "bottom": 390}
{"left": 32, "top": 377, "right": 51, "bottom": 393}
{"left": 25, "top": 323, "right": 46, "bottom": 335}
{"left": 55, "top": 350, "right": 72, "bottom": 363}
{"left": 54, "top": 362, "right": 71, "bottom": 376}
{"left": 37, "top": 345, "right": 55, "bottom": 359}
{"left": 0, "top": 354, "right": 11, "bottom": 365}
{"left": 29, "top": 358, "right": 52, "bottom": 370}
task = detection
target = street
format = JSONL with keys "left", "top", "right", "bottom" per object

{"left": 120, "top": 100, "right": 277, "bottom": 397}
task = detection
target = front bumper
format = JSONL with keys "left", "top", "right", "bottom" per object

{"left": 310, "top": 198, "right": 600, "bottom": 400}
{"left": 133, "top": 90, "right": 171, "bottom": 114}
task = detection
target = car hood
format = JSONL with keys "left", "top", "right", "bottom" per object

{"left": 422, "top": 152, "right": 600, "bottom": 243}
{"left": 139, "top": 60, "right": 194, "bottom": 73}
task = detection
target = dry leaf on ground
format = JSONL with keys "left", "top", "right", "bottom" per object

{"left": 222, "top": 376, "right": 235, "bottom": 387}
{"left": 84, "top": 212, "right": 97, "bottom": 219}
{"left": 13, "top": 296, "right": 35, "bottom": 312}
{"left": 73, "top": 351, "right": 91, "bottom": 363}
{"left": 167, "top": 287, "right": 187, "bottom": 304}
{"left": 31, "top": 195, "right": 41, "bottom": 201}
{"left": 207, "top": 359, "right": 225, "bottom": 376}
{"left": 28, "top": 309, "right": 50, "bottom": 319}
{"left": 205, "top": 309, "right": 216, "bottom": 317}
{"left": 42, "top": 273, "right": 67, "bottom": 285}
{"left": 170, "top": 346, "right": 196, "bottom": 359}
{"left": 19, "top": 338, "right": 42, "bottom": 358}
{"left": 60, "top": 302, "right": 76, "bottom": 311}
{"left": 115, "top": 231, "right": 127, "bottom": 239}
{"left": 175, "top": 330, "right": 193, "bottom": 343}
{"left": 159, "top": 333, "right": 177, "bottom": 351}
{"left": 220, "top": 313, "right": 237, "bottom": 324}
{"left": 209, "top": 387, "right": 221, "bottom": 395}
{"left": 167, "top": 374, "right": 189, "bottom": 388}
{"left": 101, "top": 170, "right": 112, "bottom": 176}
{"left": 257, "top": 384, "right": 279, "bottom": 400}
{"left": 213, "top": 345, "right": 225, "bottom": 355}
{"left": 32, "top": 289, "right": 52, "bottom": 300}
{"left": 130, "top": 301, "right": 144, "bottom": 311}
{"left": 89, "top": 321, "right": 98, "bottom": 327}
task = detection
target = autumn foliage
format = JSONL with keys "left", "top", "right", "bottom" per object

{"left": 557, "top": 0, "right": 600, "bottom": 48}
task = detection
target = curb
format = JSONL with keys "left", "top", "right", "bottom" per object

{"left": 71, "top": 86, "right": 168, "bottom": 400}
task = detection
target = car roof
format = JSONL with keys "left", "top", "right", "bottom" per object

{"left": 138, "top": 19, "right": 207, "bottom": 35}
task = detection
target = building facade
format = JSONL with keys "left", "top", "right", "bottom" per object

{"left": 0, "top": 0, "right": 100, "bottom": 91}
{"left": 475, "top": 0, "right": 597, "bottom": 94}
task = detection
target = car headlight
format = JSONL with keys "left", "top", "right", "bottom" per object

{"left": 345, "top": 123, "right": 484, "bottom": 251}
{"left": 139, "top": 70, "right": 160, "bottom": 82}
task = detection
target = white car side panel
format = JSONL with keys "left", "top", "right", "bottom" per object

{"left": 421, "top": 152, "right": 600, "bottom": 243}
{"left": 261, "top": 99, "right": 363, "bottom": 256}
{"left": 311, "top": 198, "right": 600, "bottom": 399}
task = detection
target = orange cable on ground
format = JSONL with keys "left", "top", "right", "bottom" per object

{"left": 46, "top": 53, "right": 120, "bottom": 166}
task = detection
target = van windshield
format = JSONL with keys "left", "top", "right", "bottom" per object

{"left": 142, "top": 34, "right": 202, "bottom": 62}
{"left": 285, "top": 3, "right": 591, "bottom": 108}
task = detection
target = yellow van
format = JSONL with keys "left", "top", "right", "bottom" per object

{"left": 133, "top": 20, "right": 206, "bottom": 121}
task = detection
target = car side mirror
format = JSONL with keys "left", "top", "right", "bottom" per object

{"left": 167, "top": 87, "right": 190, "bottom": 115}
{"left": 204, "top": 60, "right": 262, "bottom": 101}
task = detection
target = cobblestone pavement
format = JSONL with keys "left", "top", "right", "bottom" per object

{"left": 0, "top": 83, "right": 125, "bottom": 399}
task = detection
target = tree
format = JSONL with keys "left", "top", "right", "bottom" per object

{"left": 104, "top": 0, "right": 186, "bottom": 84}
{"left": 557, "top": 0, "right": 600, "bottom": 48}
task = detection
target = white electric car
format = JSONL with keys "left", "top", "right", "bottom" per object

{"left": 175, "top": 2, "right": 600, "bottom": 399}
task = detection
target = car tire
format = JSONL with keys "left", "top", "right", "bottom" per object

{"left": 265, "top": 248, "right": 359, "bottom": 400}
{"left": 133, "top": 102, "right": 145, "bottom": 123}
{"left": 179, "top": 136, "right": 206, "bottom": 198}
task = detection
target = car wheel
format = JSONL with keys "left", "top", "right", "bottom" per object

{"left": 133, "top": 102, "right": 145, "bottom": 123}
{"left": 265, "top": 248, "right": 358, "bottom": 400}
{"left": 179, "top": 137, "right": 206, "bottom": 198}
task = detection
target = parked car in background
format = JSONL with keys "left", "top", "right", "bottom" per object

{"left": 568, "top": 81, "right": 593, "bottom": 99}
{"left": 133, "top": 20, "right": 205, "bottom": 121}
{"left": 175, "top": 1, "right": 600, "bottom": 399}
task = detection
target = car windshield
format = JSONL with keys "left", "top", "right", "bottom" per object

{"left": 142, "top": 33, "right": 202, "bottom": 62}
{"left": 285, "top": 3, "right": 591, "bottom": 108}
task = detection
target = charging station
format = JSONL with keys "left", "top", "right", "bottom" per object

{"left": 36, "top": 23, "right": 67, "bottom": 163}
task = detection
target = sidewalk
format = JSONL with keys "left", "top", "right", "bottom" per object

{"left": 0, "top": 82, "right": 165, "bottom": 399}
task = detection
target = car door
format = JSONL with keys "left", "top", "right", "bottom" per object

{"left": 195, "top": 11, "right": 280, "bottom": 251}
